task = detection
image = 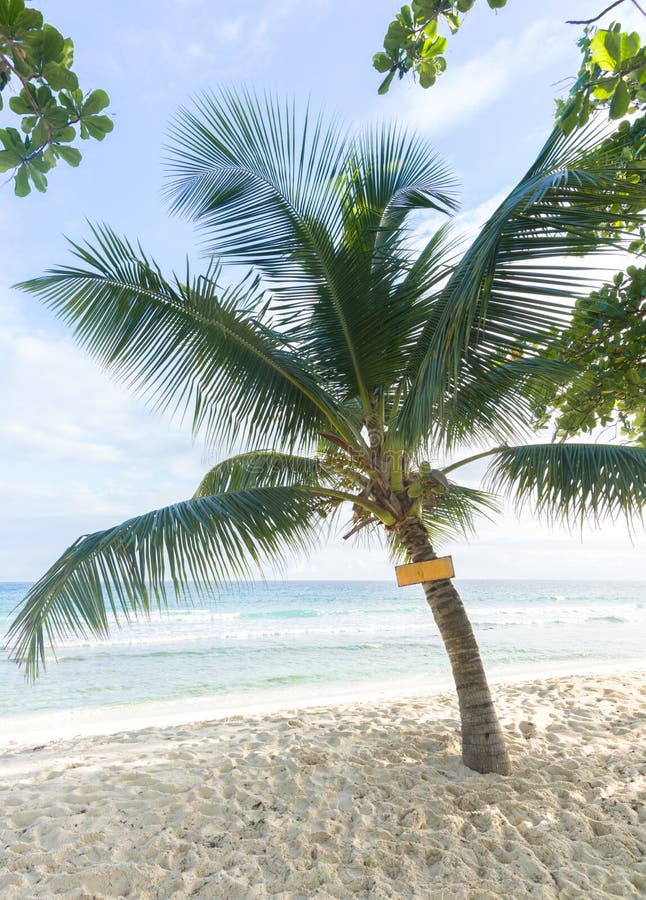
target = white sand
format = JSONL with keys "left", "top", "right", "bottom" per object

{"left": 1, "top": 671, "right": 644, "bottom": 899}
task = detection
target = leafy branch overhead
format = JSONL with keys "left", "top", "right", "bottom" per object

{"left": 0, "top": 0, "right": 112, "bottom": 195}
{"left": 538, "top": 23, "right": 646, "bottom": 444}
{"left": 373, "top": 0, "right": 507, "bottom": 95}
{"left": 533, "top": 235, "right": 646, "bottom": 445}
{"left": 374, "top": 0, "right": 645, "bottom": 130}
{"left": 558, "top": 21, "right": 646, "bottom": 132}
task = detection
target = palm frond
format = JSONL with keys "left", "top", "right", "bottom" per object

{"left": 421, "top": 484, "right": 501, "bottom": 546}
{"left": 194, "top": 451, "right": 335, "bottom": 496}
{"left": 165, "top": 88, "right": 347, "bottom": 276}
{"left": 486, "top": 443, "right": 646, "bottom": 529}
{"left": 397, "top": 119, "right": 646, "bottom": 444}
{"left": 382, "top": 484, "right": 499, "bottom": 560}
{"left": 342, "top": 124, "right": 458, "bottom": 248}
{"left": 7, "top": 486, "right": 326, "bottom": 679}
{"left": 166, "top": 92, "right": 462, "bottom": 404}
{"left": 430, "top": 357, "right": 580, "bottom": 452}
{"left": 292, "top": 131, "right": 457, "bottom": 394}
{"left": 17, "top": 225, "right": 358, "bottom": 450}
{"left": 166, "top": 89, "right": 379, "bottom": 407}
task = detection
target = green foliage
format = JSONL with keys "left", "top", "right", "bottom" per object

{"left": 0, "top": 0, "right": 112, "bottom": 195}
{"left": 398, "top": 118, "right": 646, "bottom": 449}
{"left": 6, "top": 92, "right": 646, "bottom": 676}
{"left": 556, "top": 23, "right": 645, "bottom": 134}
{"left": 534, "top": 236, "right": 646, "bottom": 445}
{"left": 373, "top": 0, "right": 507, "bottom": 93}
{"left": 166, "top": 90, "right": 458, "bottom": 409}
{"left": 374, "top": 0, "right": 645, "bottom": 135}
{"left": 544, "top": 20, "right": 646, "bottom": 442}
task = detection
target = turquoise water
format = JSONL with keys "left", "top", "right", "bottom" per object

{"left": 1, "top": 580, "right": 645, "bottom": 722}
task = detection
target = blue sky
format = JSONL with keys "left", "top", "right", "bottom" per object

{"left": 1, "top": 0, "right": 645, "bottom": 581}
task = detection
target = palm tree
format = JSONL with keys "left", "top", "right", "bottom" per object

{"left": 7, "top": 91, "right": 646, "bottom": 775}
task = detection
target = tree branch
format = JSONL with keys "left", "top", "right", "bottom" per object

{"left": 566, "top": 0, "right": 627, "bottom": 25}
{"left": 0, "top": 47, "right": 49, "bottom": 128}
{"left": 0, "top": 48, "right": 82, "bottom": 170}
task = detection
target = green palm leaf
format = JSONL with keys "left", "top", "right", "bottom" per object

{"left": 341, "top": 124, "right": 457, "bottom": 250}
{"left": 486, "top": 443, "right": 646, "bottom": 529}
{"left": 17, "top": 225, "right": 358, "bottom": 449}
{"left": 194, "top": 451, "right": 336, "bottom": 496}
{"left": 398, "top": 120, "right": 646, "bottom": 444}
{"left": 166, "top": 91, "right": 460, "bottom": 404}
{"left": 166, "top": 88, "right": 347, "bottom": 275}
{"left": 166, "top": 89, "right": 374, "bottom": 406}
{"left": 286, "top": 128, "right": 457, "bottom": 394}
{"left": 429, "top": 356, "right": 580, "bottom": 452}
{"left": 6, "top": 486, "right": 326, "bottom": 680}
{"left": 421, "top": 484, "right": 501, "bottom": 546}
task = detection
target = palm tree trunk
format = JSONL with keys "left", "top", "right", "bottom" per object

{"left": 397, "top": 515, "right": 511, "bottom": 775}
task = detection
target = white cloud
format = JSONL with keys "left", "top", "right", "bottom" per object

{"left": 0, "top": 299, "right": 207, "bottom": 552}
{"left": 0, "top": 421, "right": 123, "bottom": 465}
{"left": 0, "top": 325, "right": 193, "bottom": 463}
{"left": 215, "top": 16, "right": 246, "bottom": 44}
{"left": 393, "top": 19, "right": 572, "bottom": 137}
{"left": 118, "top": 0, "right": 331, "bottom": 86}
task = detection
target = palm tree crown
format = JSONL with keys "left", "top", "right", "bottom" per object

{"left": 7, "top": 91, "right": 646, "bottom": 773}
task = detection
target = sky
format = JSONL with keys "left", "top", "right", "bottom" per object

{"left": 1, "top": 0, "right": 645, "bottom": 582}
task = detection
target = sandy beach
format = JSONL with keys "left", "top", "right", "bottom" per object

{"left": 1, "top": 670, "right": 644, "bottom": 899}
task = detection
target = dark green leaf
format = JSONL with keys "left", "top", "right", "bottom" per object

{"left": 9, "top": 93, "right": 32, "bottom": 115}
{"left": 16, "top": 7, "right": 43, "bottom": 31}
{"left": 55, "top": 144, "right": 81, "bottom": 166}
{"left": 0, "top": 147, "right": 20, "bottom": 171}
{"left": 42, "top": 23, "right": 65, "bottom": 59}
{"left": 373, "top": 52, "right": 394, "bottom": 73}
{"left": 378, "top": 69, "right": 397, "bottom": 94}
{"left": 14, "top": 165, "right": 30, "bottom": 196}
{"left": 81, "top": 88, "right": 110, "bottom": 116}
{"left": 28, "top": 163, "right": 47, "bottom": 192}
{"left": 42, "top": 60, "right": 79, "bottom": 91}
{"left": 610, "top": 79, "right": 631, "bottom": 120}
{"left": 55, "top": 125, "right": 77, "bottom": 142}
{"left": 80, "top": 115, "right": 113, "bottom": 139}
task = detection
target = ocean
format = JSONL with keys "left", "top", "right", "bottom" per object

{"left": 1, "top": 579, "right": 645, "bottom": 745}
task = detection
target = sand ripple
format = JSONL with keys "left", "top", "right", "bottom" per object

{"left": 0, "top": 671, "right": 645, "bottom": 898}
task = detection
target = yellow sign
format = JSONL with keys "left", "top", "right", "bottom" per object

{"left": 395, "top": 556, "right": 455, "bottom": 587}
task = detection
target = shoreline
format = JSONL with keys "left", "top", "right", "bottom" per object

{"left": 1, "top": 655, "right": 644, "bottom": 756}
{"left": 1, "top": 669, "right": 644, "bottom": 898}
